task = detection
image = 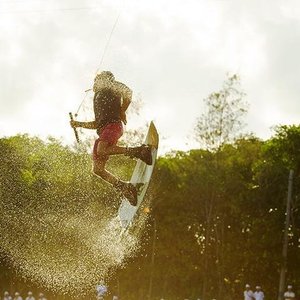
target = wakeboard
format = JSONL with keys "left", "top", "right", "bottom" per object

{"left": 117, "top": 121, "right": 159, "bottom": 230}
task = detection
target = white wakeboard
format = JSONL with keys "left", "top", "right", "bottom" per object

{"left": 117, "top": 121, "right": 159, "bottom": 230}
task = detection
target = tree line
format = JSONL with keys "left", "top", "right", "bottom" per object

{"left": 0, "top": 75, "right": 299, "bottom": 300}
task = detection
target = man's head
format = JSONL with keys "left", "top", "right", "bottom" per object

{"left": 245, "top": 284, "right": 250, "bottom": 290}
{"left": 4, "top": 292, "right": 9, "bottom": 296}
{"left": 93, "top": 71, "right": 115, "bottom": 92}
{"left": 256, "top": 286, "right": 261, "bottom": 291}
{"left": 288, "top": 285, "right": 293, "bottom": 290}
{"left": 95, "top": 71, "right": 115, "bottom": 82}
{"left": 28, "top": 292, "right": 33, "bottom": 296}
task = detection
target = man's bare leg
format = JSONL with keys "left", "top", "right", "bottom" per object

{"left": 93, "top": 157, "right": 118, "bottom": 186}
{"left": 98, "top": 140, "right": 127, "bottom": 157}
{"left": 96, "top": 140, "right": 153, "bottom": 165}
{"left": 93, "top": 140, "right": 138, "bottom": 205}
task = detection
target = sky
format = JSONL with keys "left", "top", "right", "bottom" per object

{"left": 0, "top": 0, "right": 300, "bottom": 154}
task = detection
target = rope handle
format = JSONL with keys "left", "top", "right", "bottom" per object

{"left": 69, "top": 112, "right": 80, "bottom": 143}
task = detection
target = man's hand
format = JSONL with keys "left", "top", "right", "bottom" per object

{"left": 70, "top": 120, "right": 79, "bottom": 128}
{"left": 120, "top": 110, "right": 127, "bottom": 125}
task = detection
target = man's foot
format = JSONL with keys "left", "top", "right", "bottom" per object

{"left": 127, "top": 145, "right": 153, "bottom": 165}
{"left": 114, "top": 181, "right": 138, "bottom": 206}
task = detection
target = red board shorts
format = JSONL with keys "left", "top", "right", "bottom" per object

{"left": 93, "top": 122, "right": 123, "bottom": 161}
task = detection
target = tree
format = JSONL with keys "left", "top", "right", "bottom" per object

{"left": 193, "top": 74, "right": 248, "bottom": 299}
{"left": 195, "top": 74, "right": 248, "bottom": 151}
{"left": 2, "top": 125, "right": 300, "bottom": 300}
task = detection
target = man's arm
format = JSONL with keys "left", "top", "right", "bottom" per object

{"left": 120, "top": 97, "right": 132, "bottom": 125}
{"left": 115, "top": 81, "right": 132, "bottom": 125}
{"left": 121, "top": 97, "right": 131, "bottom": 112}
{"left": 70, "top": 120, "right": 97, "bottom": 130}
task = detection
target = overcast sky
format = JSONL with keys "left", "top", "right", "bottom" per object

{"left": 1, "top": 0, "right": 299, "bottom": 154}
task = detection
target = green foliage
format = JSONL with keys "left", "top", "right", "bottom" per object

{"left": 195, "top": 74, "right": 248, "bottom": 151}
{"left": 1, "top": 125, "right": 300, "bottom": 300}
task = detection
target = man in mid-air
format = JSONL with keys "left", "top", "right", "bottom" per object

{"left": 70, "top": 71, "right": 152, "bottom": 206}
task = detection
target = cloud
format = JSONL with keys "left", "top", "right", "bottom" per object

{"left": 0, "top": 0, "right": 299, "bottom": 151}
